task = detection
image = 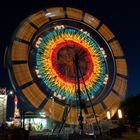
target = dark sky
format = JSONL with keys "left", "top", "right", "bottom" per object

{"left": 0, "top": 0, "right": 140, "bottom": 97}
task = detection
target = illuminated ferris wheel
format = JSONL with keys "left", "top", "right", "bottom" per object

{"left": 8, "top": 7, "right": 127, "bottom": 126}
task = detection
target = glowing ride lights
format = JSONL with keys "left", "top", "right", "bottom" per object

{"left": 107, "top": 111, "right": 111, "bottom": 120}
{"left": 39, "top": 112, "right": 46, "bottom": 118}
{"left": 107, "top": 109, "right": 123, "bottom": 120}
{"left": 118, "top": 109, "right": 122, "bottom": 119}
{"left": 35, "top": 28, "right": 107, "bottom": 101}
{"left": 8, "top": 7, "right": 128, "bottom": 124}
{"left": 14, "top": 95, "right": 20, "bottom": 118}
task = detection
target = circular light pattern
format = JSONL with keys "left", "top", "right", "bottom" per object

{"left": 8, "top": 7, "right": 127, "bottom": 124}
{"left": 36, "top": 28, "right": 106, "bottom": 100}
{"left": 52, "top": 40, "right": 93, "bottom": 83}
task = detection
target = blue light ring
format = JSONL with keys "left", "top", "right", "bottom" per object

{"left": 36, "top": 28, "right": 107, "bottom": 100}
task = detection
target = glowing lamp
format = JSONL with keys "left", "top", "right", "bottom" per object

{"left": 9, "top": 90, "right": 13, "bottom": 95}
{"left": 118, "top": 109, "right": 122, "bottom": 119}
{"left": 107, "top": 111, "right": 111, "bottom": 120}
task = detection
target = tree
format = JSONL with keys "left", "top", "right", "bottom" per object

{"left": 122, "top": 94, "right": 140, "bottom": 126}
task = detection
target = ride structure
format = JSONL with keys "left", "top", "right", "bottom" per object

{"left": 7, "top": 7, "right": 128, "bottom": 135}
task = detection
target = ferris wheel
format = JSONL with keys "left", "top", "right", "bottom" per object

{"left": 8, "top": 7, "right": 127, "bottom": 126}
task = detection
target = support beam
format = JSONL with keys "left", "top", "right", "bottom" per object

{"left": 78, "top": 66, "right": 103, "bottom": 137}
{"left": 74, "top": 54, "right": 83, "bottom": 133}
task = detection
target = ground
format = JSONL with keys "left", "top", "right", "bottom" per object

{"left": 112, "top": 132, "right": 140, "bottom": 140}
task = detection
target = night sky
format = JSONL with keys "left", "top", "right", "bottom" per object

{"left": 0, "top": 0, "right": 140, "bottom": 97}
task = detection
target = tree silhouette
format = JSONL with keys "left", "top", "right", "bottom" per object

{"left": 122, "top": 94, "right": 140, "bottom": 126}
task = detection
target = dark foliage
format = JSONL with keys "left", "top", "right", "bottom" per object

{"left": 122, "top": 94, "right": 140, "bottom": 126}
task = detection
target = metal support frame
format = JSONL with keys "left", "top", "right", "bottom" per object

{"left": 78, "top": 65, "right": 103, "bottom": 138}
{"left": 52, "top": 103, "right": 72, "bottom": 135}
{"left": 58, "top": 105, "right": 72, "bottom": 134}
{"left": 74, "top": 54, "right": 83, "bottom": 133}
{"left": 52, "top": 53, "right": 103, "bottom": 138}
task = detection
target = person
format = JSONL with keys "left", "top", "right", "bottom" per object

{"left": 28, "top": 122, "right": 31, "bottom": 131}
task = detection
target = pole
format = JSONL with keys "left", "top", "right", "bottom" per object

{"left": 74, "top": 54, "right": 83, "bottom": 133}
{"left": 78, "top": 66, "right": 103, "bottom": 137}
